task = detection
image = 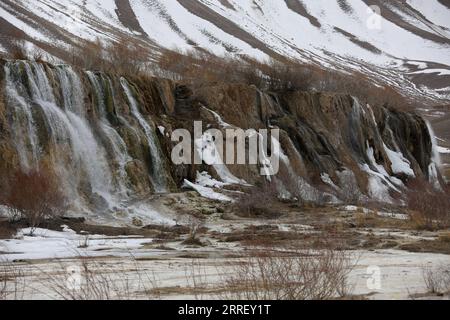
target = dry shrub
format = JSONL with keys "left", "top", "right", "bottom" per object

{"left": 0, "top": 40, "right": 50, "bottom": 63}
{"left": 233, "top": 181, "right": 281, "bottom": 218}
{"left": 264, "top": 59, "right": 315, "bottom": 92}
{"left": 70, "top": 38, "right": 106, "bottom": 71}
{"left": 422, "top": 264, "right": 450, "bottom": 295}
{"left": 8, "top": 40, "right": 28, "bottom": 60}
{"left": 157, "top": 48, "right": 413, "bottom": 110}
{"left": 43, "top": 256, "right": 158, "bottom": 300}
{"left": 185, "top": 259, "right": 211, "bottom": 300}
{"left": 406, "top": 179, "right": 450, "bottom": 230}
{"left": 182, "top": 215, "right": 206, "bottom": 246}
{"left": 219, "top": 248, "right": 354, "bottom": 300}
{"left": 158, "top": 49, "right": 264, "bottom": 89}
{"left": 71, "top": 37, "right": 151, "bottom": 76}
{"left": 0, "top": 261, "right": 25, "bottom": 300}
{"left": 105, "top": 38, "right": 151, "bottom": 75}
{"left": 158, "top": 50, "right": 316, "bottom": 92}
{"left": 0, "top": 167, "right": 68, "bottom": 235}
{"left": 31, "top": 48, "right": 48, "bottom": 64}
{"left": 315, "top": 69, "right": 412, "bottom": 109}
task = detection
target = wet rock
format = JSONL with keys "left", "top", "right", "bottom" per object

{"left": 132, "top": 217, "right": 144, "bottom": 227}
{"left": 0, "top": 60, "right": 441, "bottom": 215}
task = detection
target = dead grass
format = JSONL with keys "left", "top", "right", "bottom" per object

{"left": 406, "top": 179, "right": 450, "bottom": 230}
{"left": 157, "top": 48, "right": 415, "bottom": 110}
{"left": 422, "top": 264, "right": 450, "bottom": 296}
{"left": 41, "top": 256, "right": 160, "bottom": 300}
{"left": 233, "top": 182, "right": 283, "bottom": 219}
{"left": 70, "top": 36, "right": 151, "bottom": 77}
{"left": 8, "top": 40, "right": 28, "bottom": 60}
{"left": 217, "top": 248, "right": 355, "bottom": 300}
{"left": 223, "top": 229, "right": 308, "bottom": 247}
{"left": 0, "top": 220, "right": 18, "bottom": 240}
{"left": 438, "top": 232, "right": 450, "bottom": 243}
{"left": 400, "top": 238, "right": 450, "bottom": 255}
{"left": 0, "top": 261, "right": 25, "bottom": 300}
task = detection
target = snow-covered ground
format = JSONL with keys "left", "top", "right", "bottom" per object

{"left": 1, "top": 246, "right": 448, "bottom": 300}
{"left": 0, "top": 227, "right": 157, "bottom": 261}
{"left": 1, "top": 207, "right": 449, "bottom": 300}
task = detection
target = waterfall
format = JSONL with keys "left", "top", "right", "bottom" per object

{"left": 4, "top": 62, "right": 40, "bottom": 170}
{"left": 86, "top": 71, "right": 132, "bottom": 196}
{"left": 54, "top": 65, "right": 85, "bottom": 115}
{"left": 4, "top": 61, "right": 117, "bottom": 211}
{"left": 120, "top": 77, "right": 169, "bottom": 193}
{"left": 426, "top": 121, "right": 443, "bottom": 190}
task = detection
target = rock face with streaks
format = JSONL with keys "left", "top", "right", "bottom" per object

{"left": 0, "top": 60, "right": 443, "bottom": 222}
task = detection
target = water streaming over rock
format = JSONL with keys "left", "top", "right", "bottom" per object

{"left": 4, "top": 61, "right": 118, "bottom": 212}
{"left": 0, "top": 60, "right": 443, "bottom": 223}
{"left": 86, "top": 71, "right": 133, "bottom": 197}
{"left": 120, "top": 77, "right": 169, "bottom": 193}
{"left": 4, "top": 62, "right": 40, "bottom": 170}
{"left": 1, "top": 60, "right": 179, "bottom": 224}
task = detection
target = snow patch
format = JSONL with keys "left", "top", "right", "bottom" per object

{"left": 0, "top": 228, "right": 152, "bottom": 262}
{"left": 437, "top": 146, "right": 450, "bottom": 154}
{"left": 195, "top": 171, "right": 228, "bottom": 188}
{"left": 194, "top": 131, "right": 248, "bottom": 185}
{"left": 383, "top": 144, "right": 415, "bottom": 177}
{"left": 183, "top": 179, "right": 232, "bottom": 202}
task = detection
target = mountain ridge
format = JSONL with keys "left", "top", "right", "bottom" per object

{"left": 0, "top": 0, "right": 449, "bottom": 103}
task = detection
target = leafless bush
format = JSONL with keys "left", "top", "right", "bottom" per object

{"left": 422, "top": 264, "right": 450, "bottom": 295}
{"left": 158, "top": 50, "right": 317, "bottom": 92}
{"left": 104, "top": 38, "right": 150, "bottom": 75}
{"left": 9, "top": 40, "right": 28, "bottom": 60}
{"left": 3, "top": 207, "right": 22, "bottom": 224}
{"left": 0, "top": 168, "right": 68, "bottom": 236}
{"left": 70, "top": 38, "right": 106, "bottom": 71}
{"left": 219, "top": 248, "right": 354, "bottom": 300}
{"left": 185, "top": 259, "right": 211, "bottom": 300}
{"left": 71, "top": 37, "right": 151, "bottom": 76}
{"left": 43, "top": 256, "right": 158, "bottom": 300}
{"left": 31, "top": 48, "right": 48, "bottom": 64}
{"left": 182, "top": 215, "right": 205, "bottom": 246}
{"left": 406, "top": 179, "right": 450, "bottom": 230}
{"left": 0, "top": 261, "right": 25, "bottom": 300}
{"left": 264, "top": 59, "right": 314, "bottom": 92}
{"left": 158, "top": 48, "right": 413, "bottom": 110}
{"left": 158, "top": 49, "right": 265, "bottom": 89}
{"left": 313, "top": 69, "right": 412, "bottom": 110}
{"left": 233, "top": 181, "right": 281, "bottom": 218}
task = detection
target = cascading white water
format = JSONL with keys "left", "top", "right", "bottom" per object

{"left": 426, "top": 121, "right": 443, "bottom": 190}
{"left": 4, "top": 62, "right": 40, "bottom": 170}
{"left": 4, "top": 61, "right": 117, "bottom": 211}
{"left": 47, "top": 65, "right": 115, "bottom": 207}
{"left": 86, "top": 71, "right": 132, "bottom": 196}
{"left": 120, "top": 77, "right": 169, "bottom": 193}
{"left": 54, "top": 65, "right": 85, "bottom": 116}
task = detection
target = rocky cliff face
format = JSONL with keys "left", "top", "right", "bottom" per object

{"left": 0, "top": 60, "right": 442, "bottom": 223}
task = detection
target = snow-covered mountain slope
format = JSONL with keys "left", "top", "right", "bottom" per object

{"left": 1, "top": 0, "right": 449, "bottom": 101}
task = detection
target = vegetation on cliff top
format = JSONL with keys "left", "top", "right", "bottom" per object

{"left": 1, "top": 39, "right": 417, "bottom": 113}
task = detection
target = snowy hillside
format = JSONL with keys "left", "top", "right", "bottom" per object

{"left": 0, "top": 0, "right": 450, "bottom": 100}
